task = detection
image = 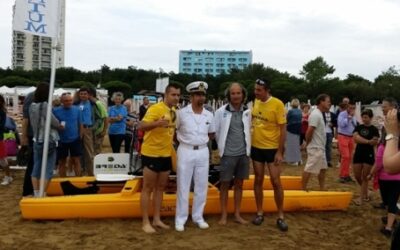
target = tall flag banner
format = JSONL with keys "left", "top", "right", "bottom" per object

{"left": 13, "top": 0, "right": 60, "bottom": 38}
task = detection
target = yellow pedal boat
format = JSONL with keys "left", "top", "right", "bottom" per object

{"left": 21, "top": 178, "right": 353, "bottom": 220}
{"left": 45, "top": 175, "right": 303, "bottom": 196}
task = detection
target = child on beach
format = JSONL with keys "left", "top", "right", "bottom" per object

{"left": 352, "top": 109, "right": 379, "bottom": 205}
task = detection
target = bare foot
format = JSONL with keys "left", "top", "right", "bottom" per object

{"left": 352, "top": 197, "right": 362, "bottom": 206}
{"left": 153, "top": 220, "right": 170, "bottom": 229}
{"left": 218, "top": 215, "right": 228, "bottom": 225}
{"left": 142, "top": 224, "right": 156, "bottom": 233}
{"left": 234, "top": 215, "right": 248, "bottom": 224}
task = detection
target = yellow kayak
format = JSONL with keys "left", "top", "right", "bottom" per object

{"left": 21, "top": 179, "right": 353, "bottom": 220}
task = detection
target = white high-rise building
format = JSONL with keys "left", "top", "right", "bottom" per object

{"left": 11, "top": 0, "right": 65, "bottom": 70}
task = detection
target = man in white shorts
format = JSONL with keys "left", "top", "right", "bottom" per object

{"left": 302, "top": 94, "right": 331, "bottom": 191}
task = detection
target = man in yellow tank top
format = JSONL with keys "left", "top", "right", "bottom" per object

{"left": 138, "top": 83, "right": 181, "bottom": 234}
{"left": 251, "top": 78, "right": 288, "bottom": 231}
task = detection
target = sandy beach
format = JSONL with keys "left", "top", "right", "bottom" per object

{"left": 0, "top": 148, "right": 392, "bottom": 250}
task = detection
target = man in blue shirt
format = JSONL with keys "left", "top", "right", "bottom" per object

{"left": 76, "top": 87, "right": 95, "bottom": 176}
{"left": 54, "top": 93, "right": 82, "bottom": 177}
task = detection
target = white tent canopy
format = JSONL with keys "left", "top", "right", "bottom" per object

{"left": 17, "top": 86, "right": 36, "bottom": 96}
{"left": 0, "top": 86, "right": 15, "bottom": 95}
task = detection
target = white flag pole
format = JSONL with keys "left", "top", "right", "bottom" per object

{"left": 38, "top": 1, "right": 62, "bottom": 198}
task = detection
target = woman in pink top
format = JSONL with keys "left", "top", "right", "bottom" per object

{"left": 372, "top": 143, "right": 400, "bottom": 237}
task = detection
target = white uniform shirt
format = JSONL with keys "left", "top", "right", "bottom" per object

{"left": 177, "top": 104, "right": 215, "bottom": 146}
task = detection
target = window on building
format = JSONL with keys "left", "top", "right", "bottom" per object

{"left": 183, "top": 63, "right": 191, "bottom": 66}
{"left": 216, "top": 58, "right": 225, "bottom": 62}
{"left": 216, "top": 63, "right": 224, "bottom": 67}
{"left": 227, "top": 58, "right": 236, "bottom": 62}
{"left": 194, "top": 68, "right": 202, "bottom": 73}
{"left": 194, "top": 62, "right": 202, "bottom": 66}
{"left": 205, "top": 63, "right": 213, "bottom": 67}
{"left": 239, "top": 58, "right": 248, "bottom": 62}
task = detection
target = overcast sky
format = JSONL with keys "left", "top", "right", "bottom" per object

{"left": 1, "top": 0, "right": 399, "bottom": 80}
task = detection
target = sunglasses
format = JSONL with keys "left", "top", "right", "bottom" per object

{"left": 61, "top": 92, "right": 71, "bottom": 96}
{"left": 256, "top": 79, "right": 266, "bottom": 85}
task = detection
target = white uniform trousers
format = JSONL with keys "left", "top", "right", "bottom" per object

{"left": 175, "top": 145, "right": 209, "bottom": 225}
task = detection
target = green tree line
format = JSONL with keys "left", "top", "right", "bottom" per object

{"left": 1, "top": 56, "right": 399, "bottom": 104}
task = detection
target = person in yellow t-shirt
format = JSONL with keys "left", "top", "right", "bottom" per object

{"left": 138, "top": 83, "right": 181, "bottom": 234}
{"left": 251, "top": 78, "right": 288, "bottom": 232}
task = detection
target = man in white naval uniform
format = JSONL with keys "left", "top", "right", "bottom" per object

{"left": 175, "top": 81, "right": 215, "bottom": 232}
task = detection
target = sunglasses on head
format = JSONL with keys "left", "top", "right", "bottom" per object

{"left": 256, "top": 79, "right": 266, "bottom": 85}
{"left": 61, "top": 92, "right": 71, "bottom": 96}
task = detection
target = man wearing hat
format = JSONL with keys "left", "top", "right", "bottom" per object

{"left": 175, "top": 81, "right": 215, "bottom": 232}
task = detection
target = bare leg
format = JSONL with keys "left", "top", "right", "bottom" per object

{"left": 361, "top": 164, "right": 372, "bottom": 200}
{"left": 4, "top": 166, "right": 10, "bottom": 177}
{"left": 153, "top": 171, "right": 170, "bottom": 229}
{"left": 318, "top": 169, "right": 326, "bottom": 191}
{"left": 31, "top": 177, "right": 39, "bottom": 191}
{"left": 219, "top": 181, "right": 230, "bottom": 225}
{"left": 353, "top": 164, "right": 362, "bottom": 185}
{"left": 140, "top": 167, "right": 157, "bottom": 233}
{"left": 302, "top": 171, "right": 312, "bottom": 191}
{"left": 233, "top": 178, "right": 247, "bottom": 224}
{"left": 352, "top": 164, "right": 363, "bottom": 205}
{"left": 0, "top": 158, "right": 10, "bottom": 177}
{"left": 58, "top": 158, "right": 67, "bottom": 177}
{"left": 386, "top": 213, "right": 397, "bottom": 230}
{"left": 267, "top": 163, "right": 284, "bottom": 219}
{"left": 71, "top": 157, "right": 82, "bottom": 177}
{"left": 253, "top": 161, "right": 265, "bottom": 215}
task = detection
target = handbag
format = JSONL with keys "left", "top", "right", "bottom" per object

{"left": 17, "top": 145, "right": 31, "bottom": 166}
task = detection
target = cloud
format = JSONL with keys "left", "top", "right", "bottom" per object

{"left": 0, "top": 0, "right": 399, "bottom": 81}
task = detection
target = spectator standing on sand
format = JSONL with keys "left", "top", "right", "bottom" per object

{"left": 301, "top": 94, "right": 331, "bottom": 191}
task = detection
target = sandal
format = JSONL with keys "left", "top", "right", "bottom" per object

{"left": 277, "top": 218, "right": 288, "bottom": 232}
{"left": 252, "top": 214, "right": 264, "bottom": 226}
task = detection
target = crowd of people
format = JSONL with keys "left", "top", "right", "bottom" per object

{"left": 0, "top": 79, "right": 399, "bottom": 248}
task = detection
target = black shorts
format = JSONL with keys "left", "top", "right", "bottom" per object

{"left": 57, "top": 138, "right": 82, "bottom": 159}
{"left": 251, "top": 147, "right": 277, "bottom": 164}
{"left": 353, "top": 150, "right": 375, "bottom": 165}
{"left": 141, "top": 155, "right": 172, "bottom": 172}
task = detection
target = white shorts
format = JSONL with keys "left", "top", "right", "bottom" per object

{"left": 304, "top": 148, "right": 327, "bottom": 174}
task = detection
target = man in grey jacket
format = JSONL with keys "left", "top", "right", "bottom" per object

{"left": 214, "top": 83, "right": 251, "bottom": 225}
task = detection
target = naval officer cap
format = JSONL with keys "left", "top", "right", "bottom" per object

{"left": 186, "top": 81, "right": 208, "bottom": 94}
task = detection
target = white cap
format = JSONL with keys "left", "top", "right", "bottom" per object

{"left": 186, "top": 81, "right": 208, "bottom": 94}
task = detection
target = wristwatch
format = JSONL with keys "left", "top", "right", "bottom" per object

{"left": 385, "top": 133, "right": 399, "bottom": 141}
